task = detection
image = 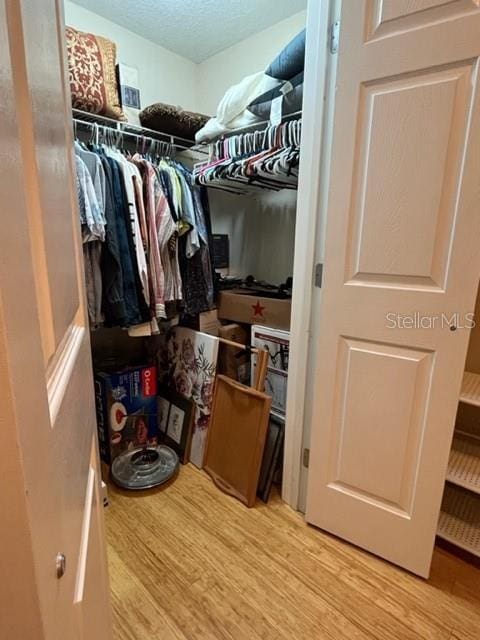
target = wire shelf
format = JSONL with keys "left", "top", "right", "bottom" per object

{"left": 72, "top": 108, "right": 197, "bottom": 151}
{"left": 459, "top": 371, "right": 480, "bottom": 407}
{"left": 446, "top": 433, "right": 480, "bottom": 494}
{"left": 189, "top": 109, "right": 303, "bottom": 152}
{"left": 437, "top": 484, "right": 480, "bottom": 557}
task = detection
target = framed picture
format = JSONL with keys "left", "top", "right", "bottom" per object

{"left": 160, "top": 327, "right": 219, "bottom": 468}
{"left": 157, "top": 395, "right": 170, "bottom": 434}
{"left": 159, "top": 389, "right": 194, "bottom": 464}
{"left": 167, "top": 403, "right": 185, "bottom": 445}
{"left": 257, "top": 415, "right": 285, "bottom": 503}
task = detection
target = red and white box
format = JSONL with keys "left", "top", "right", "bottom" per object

{"left": 94, "top": 364, "right": 158, "bottom": 465}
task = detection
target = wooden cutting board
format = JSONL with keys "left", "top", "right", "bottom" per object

{"left": 204, "top": 375, "right": 272, "bottom": 507}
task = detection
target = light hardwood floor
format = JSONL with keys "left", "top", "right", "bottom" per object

{"left": 106, "top": 465, "right": 480, "bottom": 640}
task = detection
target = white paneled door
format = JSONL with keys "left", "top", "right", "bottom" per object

{"left": 0, "top": 0, "right": 112, "bottom": 637}
{"left": 306, "top": 0, "right": 480, "bottom": 577}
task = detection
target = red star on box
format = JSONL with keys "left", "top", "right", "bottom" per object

{"left": 252, "top": 301, "right": 265, "bottom": 318}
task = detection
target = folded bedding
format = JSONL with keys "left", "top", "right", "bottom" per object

{"left": 195, "top": 111, "right": 261, "bottom": 143}
{"left": 195, "top": 71, "right": 280, "bottom": 143}
{"left": 195, "top": 28, "right": 306, "bottom": 143}
{"left": 248, "top": 71, "right": 303, "bottom": 119}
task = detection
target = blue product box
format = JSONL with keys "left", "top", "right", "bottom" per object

{"left": 94, "top": 365, "right": 158, "bottom": 465}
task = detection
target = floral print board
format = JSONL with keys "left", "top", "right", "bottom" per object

{"left": 161, "top": 327, "right": 219, "bottom": 468}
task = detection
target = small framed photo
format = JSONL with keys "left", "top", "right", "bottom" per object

{"left": 157, "top": 395, "right": 170, "bottom": 434}
{"left": 159, "top": 389, "right": 194, "bottom": 464}
{"left": 167, "top": 404, "right": 185, "bottom": 445}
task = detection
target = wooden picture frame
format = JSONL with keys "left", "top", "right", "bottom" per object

{"left": 257, "top": 416, "right": 285, "bottom": 503}
{"left": 157, "top": 389, "right": 194, "bottom": 464}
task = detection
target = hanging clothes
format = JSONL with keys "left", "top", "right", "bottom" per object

{"left": 74, "top": 136, "right": 216, "bottom": 331}
{"left": 176, "top": 163, "right": 215, "bottom": 317}
{"left": 74, "top": 153, "right": 105, "bottom": 327}
{"left": 98, "top": 156, "right": 128, "bottom": 327}
{"left": 104, "top": 155, "right": 149, "bottom": 326}
{"left": 132, "top": 158, "right": 165, "bottom": 319}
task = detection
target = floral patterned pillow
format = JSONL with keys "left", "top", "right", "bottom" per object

{"left": 66, "top": 26, "right": 125, "bottom": 120}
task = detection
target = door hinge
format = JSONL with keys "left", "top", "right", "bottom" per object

{"left": 329, "top": 20, "right": 340, "bottom": 54}
{"left": 303, "top": 448, "right": 310, "bottom": 468}
{"left": 314, "top": 263, "right": 323, "bottom": 288}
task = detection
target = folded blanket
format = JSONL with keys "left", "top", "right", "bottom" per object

{"left": 195, "top": 71, "right": 279, "bottom": 143}
{"left": 195, "top": 111, "right": 261, "bottom": 144}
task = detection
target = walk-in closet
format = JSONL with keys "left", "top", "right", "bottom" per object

{"left": 67, "top": 0, "right": 306, "bottom": 499}
{"left": 2, "top": 1, "right": 480, "bottom": 638}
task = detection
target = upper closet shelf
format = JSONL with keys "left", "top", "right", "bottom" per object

{"left": 459, "top": 371, "right": 480, "bottom": 407}
{"left": 192, "top": 109, "right": 302, "bottom": 147}
{"left": 72, "top": 109, "right": 203, "bottom": 154}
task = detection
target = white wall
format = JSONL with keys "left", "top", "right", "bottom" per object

{"left": 64, "top": 0, "right": 197, "bottom": 111}
{"left": 196, "top": 10, "right": 307, "bottom": 115}
{"left": 209, "top": 190, "right": 297, "bottom": 284}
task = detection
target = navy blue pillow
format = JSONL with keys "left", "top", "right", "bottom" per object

{"left": 266, "top": 29, "right": 306, "bottom": 81}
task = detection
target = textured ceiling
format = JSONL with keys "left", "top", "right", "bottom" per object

{"left": 70, "top": 0, "right": 308, "bottom": 62}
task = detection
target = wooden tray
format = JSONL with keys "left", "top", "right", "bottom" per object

{"left": 204, "top": 375, "right": 272, "bottom": 507}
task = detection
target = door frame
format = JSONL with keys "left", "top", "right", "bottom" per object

{"left": 282, "top": 0, "right": 339, "bottom": 509}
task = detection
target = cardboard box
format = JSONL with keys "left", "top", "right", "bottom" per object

{"left": 199, "top": 309, "right": 221, "bottom": 336}
{"left": 181, "top": 309, "right": 221, "bottom": 336}
{"left": 218, "top": 323, "right": 250, "bottom": 384}
{"left": 218, "top": 291, "right": 291, "bottom": 331}
{"left": 251, "top": 325, "right": 290, "bottom": 419}
{"left": 94, "top": 365, "right": 158, "bottom": 465}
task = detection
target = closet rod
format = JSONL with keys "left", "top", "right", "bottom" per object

{"left": 72, "top": 108, "right": 195, "bottom": 151}
{"left": 73, "top": 116, "right": 191, "bottom": 152}
{"left": 222, "top": 109, "right": 302, "bottom": 136}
